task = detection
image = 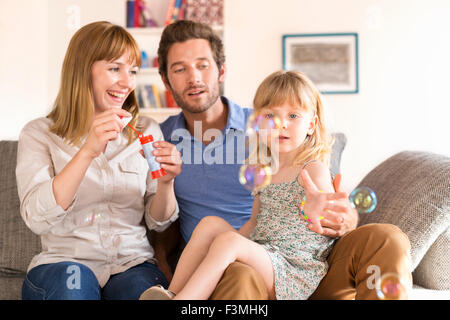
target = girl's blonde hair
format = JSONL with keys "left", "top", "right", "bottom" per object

{"left": 252, "top": 70, "right": 334, "bottom": 167}
{"left": 47, "top": 21, "right": 142, "bottom": 146}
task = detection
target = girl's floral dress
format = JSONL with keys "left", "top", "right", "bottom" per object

{"left": 250, "top": 177, "right": 336, "bottom": 300}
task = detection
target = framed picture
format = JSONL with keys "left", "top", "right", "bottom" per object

{"left": 282, "top": 33, "right": 359, "bottom": 94}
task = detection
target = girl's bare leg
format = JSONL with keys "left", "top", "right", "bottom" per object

{"left": 173, "top": 231, "right": 276, "bottom": 300}
{"left": 168, "top": 216, "right": 236, "bottom": 294}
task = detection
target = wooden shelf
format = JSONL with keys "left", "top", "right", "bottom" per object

{"left": 128, "top": 25, "right": 223, "bottom": 36}
{"left": 140, "top": 108, "right": 180, "bottom": 114}
{"left": 138, "top": 67, "right": 159, "bottom": 75}
{"left": 127, "top": 27, "right": 165, "bottom": 35}
{"left": 139, "top": 107, "right": 181, "bottom": 123}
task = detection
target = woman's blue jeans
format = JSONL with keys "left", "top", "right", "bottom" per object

{"left": 22, "top": 261, "right": 169, "bottom": 300}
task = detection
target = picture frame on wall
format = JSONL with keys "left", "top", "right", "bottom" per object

{"left": 282, "top": 33, "right": 359, "bottom": 94}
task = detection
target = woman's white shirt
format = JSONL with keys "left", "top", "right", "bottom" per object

{"left": 16, "top": 116, "right": 178, "bottom": 287}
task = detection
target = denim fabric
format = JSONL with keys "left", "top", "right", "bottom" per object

{"left": 22, "top": 261, "right": 168, "bottom": 300}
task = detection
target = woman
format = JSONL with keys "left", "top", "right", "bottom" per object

{"left": 16, "top": 21, "right": 181, "bottom": 300}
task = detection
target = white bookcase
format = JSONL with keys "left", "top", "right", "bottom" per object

{"left": 125, "top": 0, "right": 224, "bottom": 123}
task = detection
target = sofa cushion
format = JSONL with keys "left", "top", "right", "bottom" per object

{"left": 357, "top": 151, "right": 450, "bottom": 289}
{"left": 412, "top": 229, "right": 450, "bottom": 290}
{"left": 330, "top": 132, "right": 346, "bottom": 177}
{"left": 0, "top": 141, "right": 41, "bottom": 276}
{"left": 0, "top": 277, "right": 24, "bottom": 300}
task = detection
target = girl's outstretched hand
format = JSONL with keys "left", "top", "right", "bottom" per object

{"left": 300, "top": 169, "right": 328, "bottom": 234}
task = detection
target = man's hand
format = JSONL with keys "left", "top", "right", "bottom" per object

{"left": 320, "top": 173, "right": 359, "bottom": 237}
{"left": 301, "top": 171, "right": 358, "bottom": 238}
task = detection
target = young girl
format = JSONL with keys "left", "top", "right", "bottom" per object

{"left": 140, "top": 70, "right": 347, "bottom": 300}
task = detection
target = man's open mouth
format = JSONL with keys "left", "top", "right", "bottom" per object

{"left": 187, "top": 87, "right": 206, "bottom": 96}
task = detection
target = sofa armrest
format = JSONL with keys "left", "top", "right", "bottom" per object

{"left": 0, "top": 141, "right": 41, "bottom": 277}
{"left": 330, "top": 132, "right": 347, "bottom": 177}
{"left": 357, "top": 151, "right": 450, "bottom": 290}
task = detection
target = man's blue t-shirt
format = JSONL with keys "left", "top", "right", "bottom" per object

{"left": 160, "top": 97, "right": 254, "bottom": 242}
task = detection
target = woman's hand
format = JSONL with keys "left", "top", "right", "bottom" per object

{"left": 140, "top": 141, "right": 182, "bottom": 183}
{"left": 80, "top": 108, "right": 131, "bottom": 160}
{"left": 143, "top": 141, "right": 181, "bottom": 223}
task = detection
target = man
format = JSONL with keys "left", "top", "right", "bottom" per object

{"left": 153, "top": 20, "right": 412, "bottom": 299}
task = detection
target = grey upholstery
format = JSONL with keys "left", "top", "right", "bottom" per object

{"left": 0, "top": 141, "right": 41, "bottom": 299}
{"left": 1, "top": 137, "right": 448, "bottom": 298}
{"left": 357, "top": 151, "right": 450, "bottom": 290}
{"left": 330, "top": 132, "right": 346, "bottom": 177}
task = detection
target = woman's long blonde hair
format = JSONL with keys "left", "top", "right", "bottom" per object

{"left": 47, "top": 21, "right": 142, "bottom": 146}
{"left": 251, "top": 70, "right": 334, "bottom": 168}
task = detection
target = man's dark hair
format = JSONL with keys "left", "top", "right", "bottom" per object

{"left": 157, "top": 20, "right": 225, "bottom": 82}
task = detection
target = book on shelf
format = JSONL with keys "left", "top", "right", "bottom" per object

{"left": 137, "top": 84, "right": 165, "bottom": 109}
{"left": 170, "top": 0, "right": 183, "bottom": 23}
{"left": 137, "top": 85, "right": 149, "bottom": 108}
{"left": 151, "top": 85, "right": 163, "bottom": 108}
{"left": 133, "top": 0, "right": 141, "bottom": 27}
{"left": 165, "top": 90, "right": 179, "bottom": 108}
{"left": 126, "top": 0, "right": 158, "bottom": 28}
{"left": 126, "top": 0, "right": 135, "bottom": 28}
{"left": 140, "top": 0, "right": 158, "bottom": 27}
{"left": 146, "top": 85, "right": 159, "bottom": 108}
{"left": 164, "top": 0, "right": 176, "bottom": 25}
{"left": 179, "top": 0, "right": 187, "bottom": 20}
{"left": 165, "top": 0, "right": 187, "bottom": 25}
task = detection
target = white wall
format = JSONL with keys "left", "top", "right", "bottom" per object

{"left": 1, "top": 0, "right": 449, "bottom": 190}
{"left": 0, "top": 0, "right": 48, "bottom": 140}
{"left": 225, "top": 0, "right": 450, "bottom": 189}
{"left": 46, "top": 0, "right": 125, "bottom": 110}
{"left": 0, "top": 0, "right": 124, "bottom": 140}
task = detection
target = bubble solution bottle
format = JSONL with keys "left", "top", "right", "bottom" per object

{"left": 139, "top": 134, "right": 166, "bottom": 179}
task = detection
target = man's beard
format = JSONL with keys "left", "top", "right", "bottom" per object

{"left": 170, "top": 82, "right": 221, "bottom": 114}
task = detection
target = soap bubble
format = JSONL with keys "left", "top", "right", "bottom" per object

{"left": 239, "top": 164, "right": 272, "bottom": 191}
{"left": 349, "top": 186, "right": 377, "bottom": 214}
{"left": 376, "top": 273, "right": 408, "bottom": 300}
{"left": 246, "top": 113, "right": 281, "bottom": 136}
{"left": 84, "top": 212, "right": 103, "bottom": 226}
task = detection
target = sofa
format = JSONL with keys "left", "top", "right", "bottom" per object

{"left": 1, "top": 137, "right": 449, "bottom": 300}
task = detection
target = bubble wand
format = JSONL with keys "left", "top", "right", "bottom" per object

{"left": 126, "top": 122, "right": 166, "bottom": 179}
